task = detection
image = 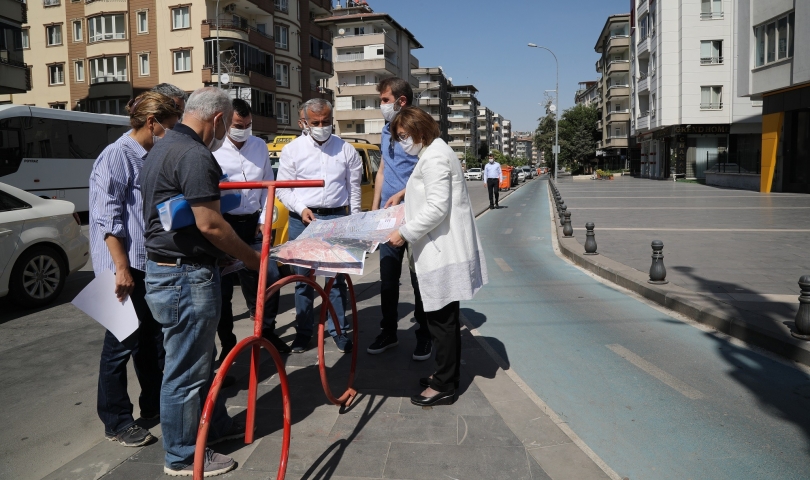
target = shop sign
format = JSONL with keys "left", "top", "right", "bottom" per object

{"left": 671, "top": 124, "right": 730, "bottom": 135}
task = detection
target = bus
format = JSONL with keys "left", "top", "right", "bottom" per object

{"left": 0, "top": 105, "right": 131, "bottom": 213}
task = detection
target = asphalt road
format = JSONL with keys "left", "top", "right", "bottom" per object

{"left": 466, "top": 178, "right": 810, "bottom": 480}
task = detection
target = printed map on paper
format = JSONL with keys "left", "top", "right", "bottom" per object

{"left": 270, "top": 204, "right": 405, "bottom": 275}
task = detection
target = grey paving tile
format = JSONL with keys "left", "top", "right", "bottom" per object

{"left": 528, "top": 451, "right": 553, "bottom": 480}
{"left": 100, "top": 461, "right": 163, "bottom": 480}
{"left": 528, "top": 442, "right": 610, "bottom": 480}
{"left": 490, "top": 398, "right": 572, "bottom": 448}
{"left": 328, "top": 412, "right": 458, "bottom": 445}
{"left": 458, "top": 414, "right": 523, "bottom": 447}
{"left": 41, "top": 439, "right": 139, "bottom": 480}
{"left": 129, "top": 441, "right": 165, "bottom": 465}
{"left": 243, "top": 438, "right": 389, "bottom": 478}
{"left": 384, "top": 442, "right": 533, "bottom": 480}
{"left": 398, "top": 388, "right": 496, "bottom": 417}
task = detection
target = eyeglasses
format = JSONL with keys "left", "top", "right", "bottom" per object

{"left": 395, "top": 133, "right": 411, "bottom": 142}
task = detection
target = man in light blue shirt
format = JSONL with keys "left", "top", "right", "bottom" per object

{"left": 367, "top": 77, "right": 431, "bottom": 360}
{"left": 483, "top": 154, "right": 503, "bottom": 209}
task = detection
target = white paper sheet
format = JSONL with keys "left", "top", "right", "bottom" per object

{"left": 72, "top": 270, "right": 140, "bottom": 342}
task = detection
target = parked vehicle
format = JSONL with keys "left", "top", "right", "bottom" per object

{"left": 522, "top": 166, "right": 534, "bottom": 179}
{"left": 465, "top": 168, "right": 483, "bottom": 181}
{"left": 516, "top": 169, "right": 527, "bottom": 183}
{"left": 0, "top": 182, "right": 88, "bottom": 307}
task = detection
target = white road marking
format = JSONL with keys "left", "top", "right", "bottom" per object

{"left": 607, "top": 344, "right": 704, "bottom": 400}
{"left": 515, "top": 212, "right": 522, "bottom": 217}
{"left": 504, "top": 228, "right": 513, "bottom": 235}
{"left": 494, "top": 258, "right": 512, "bottom": 272}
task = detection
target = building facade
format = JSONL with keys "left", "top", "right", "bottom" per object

{"left": 477, "top": 105, "right": 493, "bottom": 156}
{"left": 317, "top": 2, "right": 420, "bottom": 145}
{"left": 502, "top": 119, "right": 513, "bottom": 156}
{"left": 631, "top": 0, "right": 762, "bottom": 179}
{"left": 515, "top": 134, "right": 533, "bottom": 163}
{"left": 0, "top": 0, "right": 31, "bottom": 95}
{"left": 490, "top": 112, "right": 503, "bottom": 152}
{"left": 575, "top": 80, "right": 599, "bottom": 106}
{"left": 413, "top": 66, "right": 450, "bottom": 141}
{"left": 737, "top": 0, "right": 807, "bottom": 193}
{"left": 447, "top": 84, "right": 479, "bottom": 161}
{"left": 5, "top": 0, "right": 334, "bottom": 137}
{"left": 595, "top": 14, "right": 631, "bottom": 171}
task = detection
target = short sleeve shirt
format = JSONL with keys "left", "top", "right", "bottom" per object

{"left": 141, "top": 123, "right": 224, "bottom": 259}
{"left": 380, "top": 123, "right": 419, "bottom": 205}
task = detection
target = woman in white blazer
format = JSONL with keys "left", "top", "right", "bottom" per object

{"left": 386, "top": 107, "right": 488, "bottom": 406}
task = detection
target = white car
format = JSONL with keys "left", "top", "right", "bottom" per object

{"left": 515, "top": 170, "right": 527, "bottom": 183}
{"left": 0, "top": 183, "right": 88, "bottom": 307}
{"left": 465, "top": 168, "right": 483, "bottom": 181}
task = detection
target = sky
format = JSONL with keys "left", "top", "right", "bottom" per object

{"left": 360, "top": 0, "right": 630, "bottom": 133}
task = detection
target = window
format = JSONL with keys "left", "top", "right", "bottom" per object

{"left": 43, "top": 0, "right": 60, "bottom": 6}
{"left": 250, "top": 89, "right": 274, "bottom": 117}
{"left": 275, "top": 24, "right": 288, "bottom": 49}
{"left": 650, "top": 53, "right": 656, "bottom": 75}
{"left": 700, "top": 86, "right": 722, "bottom": 109}
{"left": 90, "top": 56, "right": 127, "bottom": 84}
{"left": 173, "top": 50, "right": 191, "bottom": 72}
{"left": 256, "top": 23, "right": 266, "bottom": 34}
{"left": 46, "top": 25, "right": 62, "bottom": 46}
{"left": 354, "top": 99, "right": 366, "bottom": 110}
{"left": 93, "top": 98, "right": 128, "bottom": 116}
{"left": 139, "top": 53, "right": 150, "bottom": 76}
{"left": 650, "top": 93, "right": 656, "bottom": 116}
{"left": 203, "top": 39, "right": 273, "bottom": 77}
{"left": 639, "top": 15, "right": 648, "bottom": 39}
{"left": 48, "top": 64, "right": 65, "bottom": 85}
{"left": 700, "top": 0, "right": 722, "bottom": 19}
{"left": 700, "top": 40, "right": 722, "bottom": 64}
{"left": 137, "top": 11, "right": 148, "bottom": 34}
{"left": 49, "top": 103, "right": 66, "bottom": 110}
{"left": 276, "top": 101, "right": 290, "bottom": 124}
{"left": 74, "top": 60, "right": 84, "bottom": 82}
{"left": 21, "top": 29, "right": 29, "bottom": 49}
{"left": 356, "top": 123, "right": 365, "bottom": 134}
{"left": 274, "top": 0, "right": 288, "bottom": 13}
{"left": 172, "top": 6, "right": 190, "bottom": 30}
{"left": 72, "top": 20, "right": 82, "bottom": 42}
{"left": 88, "top": 15, "right": 126, "bottom": 42}
{"left": 754, "top": 12, "right": 793, "bottom": 67}
{"left": 0, "top": 191, "right": 31, "bottom": 212}
{"left": 275, "top": 63, "right": 289, "bottom": 87}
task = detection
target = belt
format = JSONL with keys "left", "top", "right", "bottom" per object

{"left": 224, "top": 211, "right": 261, "bottom": 221}
{"left": 147, "top": 252, "right": 217, "bottom": 266}
{"left": 305, "top": 206, "right": 349, "bottom": 216}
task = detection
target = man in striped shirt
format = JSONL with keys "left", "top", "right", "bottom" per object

{"left": 89, "top": 92, "right": 181, "bottom": 448}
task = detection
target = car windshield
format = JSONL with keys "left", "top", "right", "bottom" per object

{"left": 469, "top": 168, "right": 481, "bottom": 172}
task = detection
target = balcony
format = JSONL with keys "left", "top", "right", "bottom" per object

{"left": 0, "top": 60, "right": 30, "bottom": 94}
{"left": 309, "top": 54, "right": 333, "bottom": 75}
{"left": 637, "top": 74, "right": 649, "bottom": 92}
{"left": 607, "top": 35, "right": 630, "bottom": 53}
{"left": 309, "top": 0, "right": 332, "bottom": 14}
{"left": 448, "top": 116, "right": 471, "bottom": 123}
{"left": 700, "top": 11, "right": 723, "bottom": 20}
{"left": 333, "top": 54, "right": 397, "bottom": 75}
{"left": 448, "top": 140, "right": 471, "bottom": 148}
{"left": 309, "top": 22, "right": 332, "bottom": 43}
{"left": 700, "top": 56, "right": 723, "bottom": 65}
{"left": 700, "top": 103, "right": 723, "bottom": 110}
{"left": 449, "top": 103, "right": 472, "bottom": 110}
{"left": 335, "top": 107, "right": 382, "bottom": 121}
{"left": 336, "top": 83, "right": 377, "bottom": 96}
{"left": 334, "top": 32, "right": 397, "bottom": 52}
{"left": 309, "top": 85, "right": 333, "bottom": 102}
{"left": 637, "top": 0, "right": 648, "bottom": 17}
{"left": 606, "top": 60, "right": 630, "bottom": 75}
{"left": 605, "top": 136, "right": 628, "bottom": 148}
{"left": 596, "top": 119, "right": 602, "bottom": 130}
{"left": 637, "top": 35, "right": 650, "bottom": 55}
{"left": 418, "top": 80, "right": 441, "bottom": 90}
{"left": 409, "top": 53, "right": 418, "bottom": 68}
{"left": 607, "top": 110, "right": 630, "bottom": 122}
{"left": 607, "top": 85, "right": 630, "bottom": 98}
{"left": 418, "top": 97, "right": 442, "bottom": 106}
{"left": 201, "top": 20, "right": 275, "bottom": 54}
{"left": 430, "top": 114, "right": 441, "bottom": 122}
{"left": 595, "top": 59, "right": 603, "bottom": 73}
{"left": 450, "top": 91, "right": 474, "bottom": 98}
{"left": 2, "top": 0, "right": 26, "bottom": 24}
{"left": 636, "top": 113, "right": 649, "bottom": 131}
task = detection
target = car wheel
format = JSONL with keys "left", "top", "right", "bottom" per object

{"left": 9, "top": 245, "right": 67, "bottom": 308}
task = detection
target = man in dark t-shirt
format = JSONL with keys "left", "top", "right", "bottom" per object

{"left": 140, "top": 87, "right": 261, "bottom": 477}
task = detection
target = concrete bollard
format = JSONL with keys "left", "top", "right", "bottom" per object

{"left": 560, "top": 204, "right": 567, "bottom": 226}
{"left": 648, "top": 240, "right": 668, "bottom": 284}
{"left": 563, "top": 212, "right": 573, "bottom": 237}
{"left": 792, "top": 275, "right": 810, "bottom": 340}
{"left": 555, "top": 193, "right": 561, "bottom": 208}
{"left": 584, "top": 222, "right": 598, "bottom": 255}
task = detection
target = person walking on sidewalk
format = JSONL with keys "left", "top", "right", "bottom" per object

{"left": 141, "top": 87, "right": 262, "bottom": 477}
{"left": 213, "top": 98, "right": 289, "bottom": 359}
{"left": 484, "top": 154, "right": 503, "bottom": 209}
{"left": 386, "top": 107, "right": 488, "bottom": 406}
{"left": 276, "top": 98, "right": 362, "bottom": 354}
{"left": 366, "top": 77, "right": 432, "bottom": 360}
{"left": 89, "top": 92, "right": 181, "bottom": 448}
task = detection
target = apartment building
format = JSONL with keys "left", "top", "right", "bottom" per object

{"left": 477, "top": 105, "right": 493, "bottom": 154}
{"left": 413, "top": 65, "right": 450, "bottom": 141}
{"left": 0, "top": 0, "right": 31, "bottom": 95}
{"left": 502, "top": 119, "right": 513, "bottom": 156}
{"left": 490, "top": 112, "right": 503, "bottom": 152}
{"left": 631, "top": 0, "right": 761, "bottom": 179}
{"left": 595, "top": 14, "right": 631, "bottom": 171}
{"left": 5, "top": 0, "right": 333, "bottom": 137}
{"left": 446, "top": 84, "right": 479, "bottom": 160}
{"left": 515, "top": 134, "right": 533, "bottom": 162}
{"left": 737, "top": 0, "right": 806, "bottom": 193}
{"left": 316, "top": 2, "right": 420, "bottom": 145}
{"left": 574, "top": 80, "right": 599, "bottom": 106}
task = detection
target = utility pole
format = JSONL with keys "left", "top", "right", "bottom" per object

{"left": 528, "top": 43, "right": 559, "bottom": 178}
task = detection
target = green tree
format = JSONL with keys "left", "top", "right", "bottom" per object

{"left": 477, "top": 141, "right": 489, "bottom": 161}
{"left": 558, "top": 104, "right": 599, "bottom": 172}
{"left": 534, "top": 113, "right": 556, "bottom": 170}
{"left": 462, "top": 151, "right": 479, "bottom": 168}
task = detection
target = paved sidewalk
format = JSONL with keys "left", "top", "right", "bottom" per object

{"left": 42, "top": 182, "right": 606, "bottom": 480}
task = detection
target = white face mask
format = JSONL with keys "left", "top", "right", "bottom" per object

{"left": 229, "top": 126, "right": 252, "bottom": 143}
{"left": 381, "top": 102, "right": 400, "bottom": 123}
{"left": 398, "top": 136, "right": 422, "bottom": 156}
{"left": 152, "top": 121, "right": 170, "bottom": 146}
{"left": 488, "top": 158, "right": 495, "bottom": 163}
{"left": 207, "top": 117, "right": 227, "bottom": 152}
{"left": 309, "top": 124, "right": 332, "bottom": 142}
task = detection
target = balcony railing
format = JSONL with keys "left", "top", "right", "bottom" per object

{"left": 700, "top": 12, "right": 723, "bottom": 20}
{"left": 91, "top": 73, "right": 127, "bottom": 84}
{"left": 700, "top": 102, "right": 723, "bottom": 110}
{"left": 637, "top": 110, "right": 649, "bottom": 118}
{"left": 335, "top": 53, "right": 396, "bottom": 64}
{"left": 700, "top": 56, "right": 723, "bottom": 65}
{"left": 639, "top": 71, "right": 648, "bottom": 80}
{"left": 203, "top": 20, "right": 273, "bottom": 40}
{"left": 607, "top": 109, "right": 630, "bottom": 116}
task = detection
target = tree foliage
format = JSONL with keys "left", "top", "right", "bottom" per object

{"left": 534, "top": 104, "right": 599, "bottom": 173}
{"left": 477, "top": 141, "right": 489, "bottom": 160}
{"left": 534, "top": 114, "right": 556, "bottom": 166}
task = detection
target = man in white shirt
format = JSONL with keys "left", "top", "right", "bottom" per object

{"left": 213, "top": 98, "right": 289, "bottom": 359}
{"left": 277, "top": 98, "right": 363, "bottom": 353}
{"left": 483, "top": 154, "right": 504, "bottom": 209}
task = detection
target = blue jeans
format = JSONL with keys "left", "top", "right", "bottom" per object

{"left": 144, "top": 260, "right": 232, "bottom": 469}
{"left": 288, "top": 213, "right": 350, "bottom": 339}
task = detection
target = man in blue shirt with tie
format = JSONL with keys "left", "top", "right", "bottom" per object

{"left": 366, "top": 77, "right": 431, "bottom": 360}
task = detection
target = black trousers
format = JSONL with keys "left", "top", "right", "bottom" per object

{"left": 487, "top": 178, "right": 500, "bottom": 206}
{"left": 379, "top": 242, "right": 430, "bottom": 341}
{"left": 426, "top": 301, "right": 461, "bottom": 392}
{"left": 218, "top": 212, "right": 281, "bottom": 349}
{"left": 97, "top": 267, "right": 165, "bottom": 435}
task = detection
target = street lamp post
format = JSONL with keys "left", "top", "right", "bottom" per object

{"left": 528, "top": 43, "right": 559, "bottom": 178}
{"left": 216, "top": 0, "right": 221, "bottom": 88}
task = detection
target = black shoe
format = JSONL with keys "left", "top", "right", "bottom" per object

{"left": 262, "top": 330, "right": 292, "bottom": 354}
{"left": 495, "top": 203, "right": 499, "bottom": 209}
{"left": 367, "top": 332, "right": 398, "bottom": 354}
{"left": 106, "top": 424, "right": 156, "bottom": 447}
{"left": 411, "top": 389, "right": 457, "bottom": 407}
{"left": 412, "top": 338, "right": 432, "bottom": 361}
{"left": 489, "top": 204, "right": 495, "bottom": 209}
{"left": 139, "top": 410, "right": 160, "bottom": 421}
{"left": 290, "top": 334, "right": 311, "bottom": 353}
{"left": 217, "top": 343, "right": 236, "bottom": 364}
{"left": 334, "top": 334, "right": 353, "bottom": 353}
